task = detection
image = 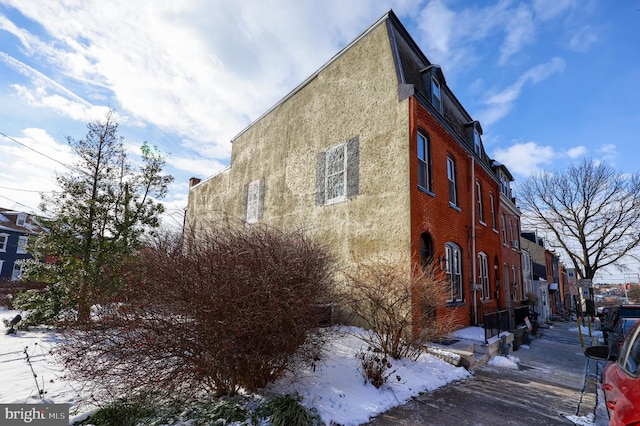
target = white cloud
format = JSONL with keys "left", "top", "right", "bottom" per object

{"left": 565, "top": 26, "right": 599, "bottom": 52}
{"left": 499, "top": 4, "right": 535, "bottom": 65}
{"left": 478, "top": 57, "right": 565, "bottom": 125}
{"left": 1, "top": 0, "right": 412, "bottom": 167}
{"left": 0, "top": 128, "right": 75, "bottom": 213}
{"left": 597, "top": 143, "right": 618, "bottom": 164}
{"left": 532, "top": 0, "right": 577, "bottom": 22}
{"left": 493, "top": 141, "right": 586, "bottom": 177}
{"left": 566, "top": 146, "right": 587, "bottom": 158}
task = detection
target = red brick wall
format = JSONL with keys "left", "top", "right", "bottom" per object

{"left": 499, "top": 209, "right": 523, "bottom": 308}
{"left": 408, "top": 97, "right": 503, "bottom": 328}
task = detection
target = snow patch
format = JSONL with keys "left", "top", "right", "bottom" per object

{"left": 488, "top": 354, "right": 520, "bottom": 369}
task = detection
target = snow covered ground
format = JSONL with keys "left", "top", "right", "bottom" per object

{"left": 0, "top": 308, "right": 601, "bottom": 425}
{"left": 0, "top": 308, "right": 471, "bottom": 424}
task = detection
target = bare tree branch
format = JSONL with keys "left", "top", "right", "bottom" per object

{"left": 518, "top": 159, "right": 640, "bottom": 280}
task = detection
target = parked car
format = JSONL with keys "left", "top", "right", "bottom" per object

{"left": 607, "top": 318, "right": 640, "bottom": 359}
{"left": 602, "top": 304, "right": 640, "bottom": 339}
{"left": 585, "top": 320, "right": 640, "bottom": 425}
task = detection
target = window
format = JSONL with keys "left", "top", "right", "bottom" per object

{"left": 431, "top": 76, "right": 442, "bottom": 112}
{"left": 419, "top": 232, "right": 434, "bottom": 269}
{"left": 245, "top": 179, "right": 262, "bottom": 224}
{"left": 447, "top": 155, "right": 458, "bottom": 206}
{"left": 621, "top": 326, "right": 640, "bottom": 374}
{"left": 0, "top": 260, "right": 3, "bottom": 275}
{"left": 512, "top": 265, "right": 517, "bottom": 301}
{"left": 316, "top": 137, "right": 360, "bottom": 205}
{"left": 445, "top": 243, "right": 463, "bottom": 303}
{"left": 0, "top": 234, "right": 7, "bottom": 252}
{"left": 499, "top": 170, "right": 512, "bottom": 198}
{"left": 16, "top": 213, "right": 26, "bottom": 226}
{"left": 514, "top": 266, "right": 521, "bottom": 301}
{"left": 11, "top": 261, "right": 22, "bottom": 281}
{"left": 501, "top": 215, "right": 507, "bottom": 245}
{"left": 476, "top": 180, "right": 484, "bottom": 223}
{"left": 508, "top": 219, "right": 514, "bottom": 244}
{"left": 473, "top": 130, "right": 481, "bottom": 156}
{"left": 478, "top": 252, "right": 490, "bottom": 300}
{"left": 17, "top": 236, "right": 28, "bottom": 254}
{"left": 417, "top": 132, "right": 431, "bottom": 191}
{"left": 489, "top": 193, "right": 496, "bottom": 230}
{"left": 326, "top": 143, "right": 346, "bottom": 202}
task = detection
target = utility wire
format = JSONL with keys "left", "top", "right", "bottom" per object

{"left": 0, "top": 194, "right": 42, "bottom": 214}
{"left": 0, "top": 186, "right": 55, "bottom": 193}
{"left": 0, "top": 131, "right": 76, "bottom": 173}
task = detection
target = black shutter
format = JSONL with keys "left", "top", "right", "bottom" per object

{"left": 258, "top": 177, "right": 265, "bottom": 220}
{"left": 346, "top": 136, "right": 359, "bottom": 198}
{"left": 315, "top": 152, "right": 326, "bottom": 205}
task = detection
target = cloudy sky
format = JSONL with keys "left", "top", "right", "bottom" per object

{"left": 1, "top": 0, "right": 639, "bottom": 275}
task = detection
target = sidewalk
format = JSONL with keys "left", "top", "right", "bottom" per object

{"left": 513, "top": 321, "right": 609, "bottom": 426}
{"left": 365, "top": 319, "right": 607, "bottom": 425}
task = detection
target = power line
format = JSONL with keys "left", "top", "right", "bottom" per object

{"left": 0, "top": 194, "right": 43, "bottom": 215}
{"left": 0, "top": 131, "right": 77, "bottom": 173}
{"left": 0, "top": 186, "right": 55, "bottom": 193}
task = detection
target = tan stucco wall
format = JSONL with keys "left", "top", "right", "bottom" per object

{"left": 186, "top": 20, "right": 411, "bottom": 267}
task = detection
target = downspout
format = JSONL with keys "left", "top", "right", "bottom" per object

{"left": 471, "top": 157, "right": 477, "bottom": 325}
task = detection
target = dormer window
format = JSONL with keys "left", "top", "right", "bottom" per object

{"left": 16, "top": 213, "right": 26, "bottom": 227}
{"left": 473, "top": 130, "right": 481, "bottom": 156}
{"left": 465, "top": 121, "right": 483, "bottom": 157}
{"left": 431, "top": 76, "right": 442, "bottom": 112}
{"left": 420, "top": 65, "right": 446, "bottom": 114}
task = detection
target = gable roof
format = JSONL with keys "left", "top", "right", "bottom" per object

{"left": 231, "top": 10, "right": 396, "bottom": 143}
{"left": 0, "top": 208, "right": 47, "bottom": 235}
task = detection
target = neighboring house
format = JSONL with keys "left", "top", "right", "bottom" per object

{"left": 521, "top": 248, "right": 533, "bottom": 299}
{"left": 494, "top": 162, "right": 523, "bottom": 328}
{"left": 0, "top": 208, "right": 47, "bottom": 282}
{"left": 520, "top": 231, "right": 567, "bottom": 322}
{"left": 185, "top": 11, "right": 522, "bottom": 333}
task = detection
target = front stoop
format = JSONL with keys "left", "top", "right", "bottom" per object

{"left": 476, "top": 333, "right": 515, "bottom": 357}
{"left": 426, "top": 332, "right": 514, "bottom": 370}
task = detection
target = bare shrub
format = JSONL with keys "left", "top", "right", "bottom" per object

{"left": 340, "top": 258, "right": 461, "bottom": 360}
{"left": 355, "top": 347, "right": 399, "bottom": 388}
{"left": 58, "top": 221, "right": 337, "bottom": 398}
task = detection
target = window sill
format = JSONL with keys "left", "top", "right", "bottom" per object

{"left": 324, "top": 196, "right": 347, "bottom": 206}
{"left": 449, "top": 203, "right": 461, "bottom": 212}
{"left": 446, "top": 300, "right": 466, "bottom": 307}
{"left": 478, "top": 220, "right": 487, "bottom": 227}
{"left": 418, "top": 186, "right": 435, "bottom": 197}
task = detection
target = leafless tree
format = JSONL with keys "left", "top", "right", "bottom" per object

{"left": 518, "top": 159, "right": 640, "bottom": 280}
{"left": 340, "top": 258, "right": 461, "bottom": 360}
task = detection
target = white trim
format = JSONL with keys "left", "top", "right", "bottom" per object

{"left": 325, "top": 143, "right": 348, "bottom": 204}
{"left": 246, "top": 180, "right": 261, "bottom": 224}
{"left": 0, "top": 233, "right": 8, "bottom": 252}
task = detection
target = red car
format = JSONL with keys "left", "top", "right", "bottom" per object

{"left": 586, "top": 319, "right": 640, "bottom": 425}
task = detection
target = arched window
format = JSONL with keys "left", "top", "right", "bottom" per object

{"left": 419, "top": 232, "right": 434, "bottom": 268}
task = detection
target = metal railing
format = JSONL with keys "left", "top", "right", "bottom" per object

{"left": 483, "top": 309, "right": 510, "bottom": 343}
{"left": 483, "top": 305, "right": 538, "bottom": 344}
{"left": 514, "top": 305, "right": 530, "bottom": 326}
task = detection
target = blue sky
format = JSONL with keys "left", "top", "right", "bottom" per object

{"left": 1, "top": 0, "right": 639, "bottom": 280}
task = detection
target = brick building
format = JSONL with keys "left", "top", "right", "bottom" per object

{"left": 186, "top": 11, "right": 521, "bottom": 331}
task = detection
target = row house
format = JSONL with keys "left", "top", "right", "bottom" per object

{"left": 0, "top": 208, "right": 46, "bottom": 281}
{"left": 186, "top": 11, "right": 522, "bottom": 333}
{"left": 520, "top": 231, "right": 567, "bottom": 323}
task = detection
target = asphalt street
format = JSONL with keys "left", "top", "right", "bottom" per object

{"left": 365, "top": 319, "right": 608, "bottom": 426}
